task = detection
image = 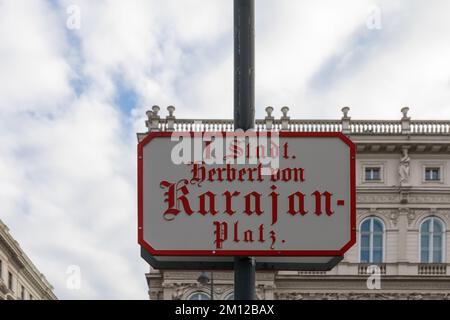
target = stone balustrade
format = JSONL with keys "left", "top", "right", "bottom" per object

{"left": 418, "top": 264, "right": 448, "bottom": 275}
{"left": 295, "top": 263, "right": 449, "bottom": 276}
{"left": 143, "top": 106, "right": 450, "bottom": 135}
{"left": 357, "top": 264, "right": 387, "bottom": 275}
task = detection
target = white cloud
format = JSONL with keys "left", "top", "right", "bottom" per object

{"left": 0, "top": 0, "right": 450, "bottom": 299}
{"left": 256, "top": 0, "right": 450, "bottom": 119}
{"left": 0, "top": 0, "right": 146, "bottom": 299}
{"left": 0, "top": 0, "right": 73, "bottom": 113}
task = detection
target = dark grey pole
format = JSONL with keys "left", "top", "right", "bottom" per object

{"left": 234, "top": 256, "right": 255, "bottom": 300}
{"left": 234, "top": 0, "right": 255, "bottom": 131}
{"left": 234, "top": 0, "right": 255, "bottom": 301}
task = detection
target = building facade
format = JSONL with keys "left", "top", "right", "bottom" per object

{"left": 0, "top": 219, "right": 57, "bottom": 300}
{"left": 141, "top": 106, "right": 450, "bottom": 300}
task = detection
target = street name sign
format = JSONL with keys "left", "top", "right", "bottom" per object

{"left": 138, "top": 131, "right": 356, "bottom": 270}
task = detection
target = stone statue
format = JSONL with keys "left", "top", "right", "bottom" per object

{"left": 399, "top": 147, "right": 411, "bottom": 185}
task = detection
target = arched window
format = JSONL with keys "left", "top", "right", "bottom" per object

{"left": 420, "top": 217, "right": 445, "bottom": 263}
{"left": 189, "top": 292, "right": 210, "bottom": 301}
{"left": 360, "top": 217, "right": 384, "bottom": 263}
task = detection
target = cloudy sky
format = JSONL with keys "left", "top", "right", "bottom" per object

{"left": 0, "top": 0, "right": 449, "bottom": 299}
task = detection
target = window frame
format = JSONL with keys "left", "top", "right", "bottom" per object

{"left": 419, "top": 217, "right": 446, "bottom": 263}
{"left": 7, "top": 271, "right": 13, "bottom": 291}
{"left": 188, "top": 292, "right": 210, "bottom": 301}
{"left": 365, "top": 167, "right": 382, "bottom": 182}
{"left": 20, "top": 285, "right": 25, "bottom": 300}
{"left": 424, "top": 167, "right": 442, "bottom": 182}
{"left": 359, "top": 216, "right": 386, "bottom": 264}
{"left": 361, "top": 162, "right": 386, "bottom": 184}
{"left": 421, "top": 163, "right": 445, "bottom": 184}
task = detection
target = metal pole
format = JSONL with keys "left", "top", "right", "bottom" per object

{"left": 234, "top": 0, "right": 255, "bottom": 301}
{"left": 234, "top": 257, "right": 255, "bottom": 300}
{"left": 234, "top": 0, "right": 255, "bottom": 131}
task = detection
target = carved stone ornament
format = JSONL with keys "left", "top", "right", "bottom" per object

{"left": 399, "top": 147, "right": 411, "bottom": 186}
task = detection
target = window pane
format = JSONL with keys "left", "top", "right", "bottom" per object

{"left": 361, "top": 220, "right": 371, "bottom": 232}
{"left": 421, "top": 248, "right": 429, "bottom": 263}
{"left": 361, "top": 235, "right": 370, "bottom": 248}
{"left": 425, "top": 168, "right": 440, "bottom": 181}
{"left": 433, "top": 220, "right": 443, "bottom": 233}
{"left": 189, "top": 293, "right": 210, "bottom": 301}
{"left": 433, "top": 250, "right": 442, "bottom": 263}
{"left": 421, "top": 218, "right": 445, "bottom": 264}
{"left": 361, "top": 249, "right": 370, "bottom": 263}
{"left": 433, "top": 235, "right": 442, "bottom": 249}
{"left": 360, "top": 218, "right": 385, "bottom": 264}
{"left": 365, "top": 168, "right": 381, "bottom": 181}
{"left": 373, "top": 235, "right": 383, "bottom": 249}
{"left": 373, "top": 170, "right": 380, "bottom": 180}
{"left": 373, "top": 220, "right": 383, "bottom": 232}
{"left": 373, "top": 250, "right": 382, "bottom": 263}
{"left": 421, "top": 234, "right": 429, "bottom": 249}
{"left": 434, "top": 169, "right": 440, "bottom": 180}
{"left": 432, "top": 229, "right": 442, "bottom": 264}
{"left": 421, "top": 220, "right": 430, "bottom": 233}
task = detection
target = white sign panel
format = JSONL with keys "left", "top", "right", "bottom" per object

{"left": 138, "top": 132, "right": 356, "bottom": 258}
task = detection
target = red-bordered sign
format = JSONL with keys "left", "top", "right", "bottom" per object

{"left": 138, "top": 131, "right": 356, "bottom": 257}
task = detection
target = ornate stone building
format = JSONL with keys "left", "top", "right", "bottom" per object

{"left": 0, "top": 219, "right": 57, "bottom": 300}
{"left": 141, "top": 107, "right": 450, "bottom": 300}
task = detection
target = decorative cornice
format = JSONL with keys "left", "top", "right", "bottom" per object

{"left": 356, "top": 192, "right": 450, "bottom": 205}
{"left": 274, "top": 292, "right": 450, "bottom": 300}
